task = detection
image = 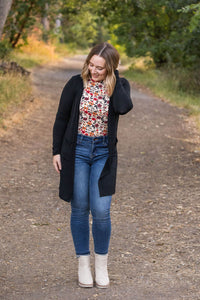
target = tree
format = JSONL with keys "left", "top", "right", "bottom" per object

{"left": 0, "top": 0, "right": 12, "bottom": 39}
{"left": 181, "top": 3, "right": 200, "bottom": 32}
{"left": 3, "top": 0, "right": 60, "bottom": 48}
{"left": 60, "top": 0, "right": 108, "bottom": 48}
{"left": 180, "top": 3, "right": 200, "bottom": 68}
{"left": 97, "top": 0, "right": 200, "bottom": 67}
{"left": 41, "top": 3, "right": 50, "bottom": 31}
{"left": 2, "top": 0, "right": 108, "bottom": 49}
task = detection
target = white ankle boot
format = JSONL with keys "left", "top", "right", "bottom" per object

{"left": 95, "top": 253, "right": 110, "bottom": 288}
{"left": 78, "top": 255, "right": 93, "bottom": 288}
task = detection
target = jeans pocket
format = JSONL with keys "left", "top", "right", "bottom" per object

{"left": 76, "top": 136, "right": 83, "bottom": 145}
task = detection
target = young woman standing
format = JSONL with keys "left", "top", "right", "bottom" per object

{"left": 53, "top": 42, "right": 133, "bottom": 288}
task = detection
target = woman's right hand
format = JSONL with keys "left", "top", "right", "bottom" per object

{"left": 53, "top": 154, "right": 62, "bottom": 174}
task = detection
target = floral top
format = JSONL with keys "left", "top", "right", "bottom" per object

{"left": 78, "top": 79, "right": 110, "bottom": 137}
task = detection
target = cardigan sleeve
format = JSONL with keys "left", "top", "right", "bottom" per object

{"left": 112, "top": 70, "right": 133, "bottom": 115}
{"left": 52, "top": 76, "right": 76, "bottom": 155}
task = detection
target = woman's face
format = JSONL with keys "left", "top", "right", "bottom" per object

{"left": 88, "top": 55, "right": 107, "bottom": 82}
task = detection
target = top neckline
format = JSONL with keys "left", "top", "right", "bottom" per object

{"left": 89, "top": 78, "right": 104, "bottom": 84}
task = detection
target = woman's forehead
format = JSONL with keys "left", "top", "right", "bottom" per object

{"left": 90, "top": 55, "right": 106, "bottom": 67}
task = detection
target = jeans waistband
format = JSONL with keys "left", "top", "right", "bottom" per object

{"left": 77, "top": 134, "right": 108, "bottom": 144}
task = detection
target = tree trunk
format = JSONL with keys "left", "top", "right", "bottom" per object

{"left": 11, "top": 1, "right": 34, "bottom": 48}
{"left": 41, "top": 3, "right": 50, "bottom": 31}
{"left": 0, "top": 0, "right": 12, "bottom": 39}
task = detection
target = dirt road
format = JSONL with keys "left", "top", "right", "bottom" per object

{"left": 1, "top": 57, "right": 200, "bottom": 300}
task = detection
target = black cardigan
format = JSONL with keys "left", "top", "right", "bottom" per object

{"left": 53, "top": 71, "right": 133, "bottom": 202}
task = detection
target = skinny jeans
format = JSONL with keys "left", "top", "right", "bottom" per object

{"left": 70, "top": 134, "right": 112, "bottom": 256}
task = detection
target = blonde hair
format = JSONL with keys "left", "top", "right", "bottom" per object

{"left": 81, "top": 42, "right": 120, "bottom": 96}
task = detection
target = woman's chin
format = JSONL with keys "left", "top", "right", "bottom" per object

{"left": 92, "top": 76, "right": 100, "bottom": 81}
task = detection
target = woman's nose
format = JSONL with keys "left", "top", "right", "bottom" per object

{"left": 92, "top": 66, "right": 98, "bottom": 72}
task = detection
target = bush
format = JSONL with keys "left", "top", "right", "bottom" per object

{"left": 178, "top": 68, "right": 200, "bottom": 93}
{"left": 0, "top": 40, "right": 12, "bottom": 60}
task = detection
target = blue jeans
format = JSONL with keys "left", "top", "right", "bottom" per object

{"left": 71, "top": 134, "right": 112, "bottom": 256}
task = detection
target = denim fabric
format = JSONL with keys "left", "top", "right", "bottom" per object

{"left": 70, "top": 134, "right": 112, "bottom": 255}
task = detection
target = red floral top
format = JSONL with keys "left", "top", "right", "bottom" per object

{"left": 78, "top": 79, "right": 110, "bottom": 136}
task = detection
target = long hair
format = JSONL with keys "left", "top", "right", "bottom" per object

{"left": 81, "top": 42, "right": 120, "bottom": 96}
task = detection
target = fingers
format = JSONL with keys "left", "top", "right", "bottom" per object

{"left": 53, "top": 155, "right": 62, "bottom": 174}
{"left": 53, "top": 160, "right": 59, "bottom": 173}
{"left": 57, "top": 158, "right": 62, "bottom": 172}
{"left": 55, "top": 162, "right": 60, "bottom": 173}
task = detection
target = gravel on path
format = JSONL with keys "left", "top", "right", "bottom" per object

{"left": 1, "top": 58, "right": 200, "bottom": 300}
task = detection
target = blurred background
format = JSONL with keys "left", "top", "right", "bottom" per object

{"left": 1, "top": 3, "right": 200, "bottom": 298}
{"left": 0, "top": 0, "right": 200, "bottom": 129}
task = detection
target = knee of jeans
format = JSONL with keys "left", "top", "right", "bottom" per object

{"left": 91, "top": 207, "right": 110, "bottom": 220}
{"left": 71, "top": 205, "right": 89, "bottom": 216}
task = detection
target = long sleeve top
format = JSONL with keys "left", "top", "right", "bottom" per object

{"left": 53, "top": 71, "right": 133, "bottom": 201}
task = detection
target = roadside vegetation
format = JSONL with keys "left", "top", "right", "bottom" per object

{"left": 0, "top": 0, "right": 200, "bottom": 130}
{"left": 0, "top": 72, "right": 31, "bottom": 126}
{"left": 0, "top": 36, "right": 68, "bottom": 127}
{"left": 124, "top": 58, "right": 200, "bottom": 130}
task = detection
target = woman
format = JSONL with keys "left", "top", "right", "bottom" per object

{"left": 52, "top": 42, "right": 133, "bottom": 288}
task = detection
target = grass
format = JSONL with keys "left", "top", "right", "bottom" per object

{"left": 124, "top": 60, "right": 200, "bottom": 130}
{"left": 0, "top": 35, "right": 71, "bottom": 128}
{"left": 9, "top": 36, "right": 61, "bottom": 69}
{"left": 1, "top": 37, "right": 200, "bottom": 132}
{"left": 0, "top": 72, "right": 31, "bottom": 126}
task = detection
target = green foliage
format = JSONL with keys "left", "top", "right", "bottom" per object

{"left": 124, "top": 67, "right": 200, "bottom": 115}
{"left": 181, "top": 3, "right": 200, "bottom": 32}
{"left": 60, "top": 0, "right": 109, "bottom": 48}
{"left": 3, "top": 0, "right": 58, "bottom": 48}
{"left": 0, "top": 40, "right": 12, "bottom": 60}
{"left": 2, "top": 0, "right": 109, "bottom": 49}
{"left": 179, "top": 3, "right": 200, "bottom": 69}
{"left": 1, "top": 0, "right": 200, "bottom": 73}
{"left": 178, "top": 67, "right": 200, "bottom": 93}
{"left": 97, "top": 0, "right": 200, "bottom": 68}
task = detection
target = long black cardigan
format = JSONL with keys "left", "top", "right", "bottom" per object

{"left": 53, "top": 71, "right": 133, "bottom": 202}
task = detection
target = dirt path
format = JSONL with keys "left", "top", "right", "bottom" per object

{"left": 1, "top": 57, "right": 200, "bottom": 300}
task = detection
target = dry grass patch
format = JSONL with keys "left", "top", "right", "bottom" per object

{"left": 0, "top": 72, "right": 32, "bottom": 128}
